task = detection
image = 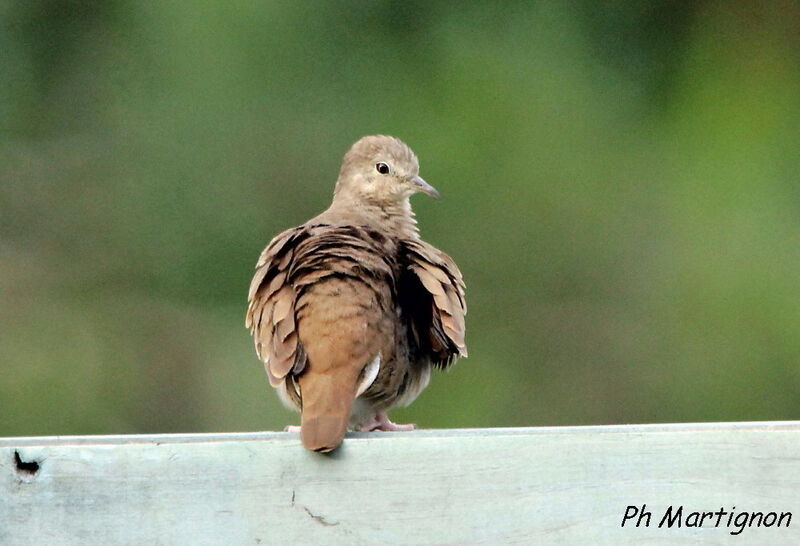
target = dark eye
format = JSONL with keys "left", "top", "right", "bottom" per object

{"left": 375, "top": 162, "right": 390, "bottom": 175}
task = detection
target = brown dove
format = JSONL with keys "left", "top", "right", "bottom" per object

{"left": 245, "top": 135, "right": 466, "bottom": 452}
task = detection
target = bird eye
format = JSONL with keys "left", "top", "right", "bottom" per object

{"left": 375, "top": 162, "right": 390, "bottom": 175}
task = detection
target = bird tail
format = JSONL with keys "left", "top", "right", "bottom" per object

{"left": 298, "top": 371, "right": 357, "bottom": 453}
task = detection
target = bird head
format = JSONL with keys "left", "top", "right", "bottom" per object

{"left": 334, "top": 135, "right": 439, "bottom": 204}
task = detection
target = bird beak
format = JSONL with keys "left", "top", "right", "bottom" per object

{"left": 410, "top": 175, "right": 440, "bottom": 199}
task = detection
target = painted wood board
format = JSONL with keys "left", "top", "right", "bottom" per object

{"left": 2, "top": 422, "right": 799, "bottom": 544}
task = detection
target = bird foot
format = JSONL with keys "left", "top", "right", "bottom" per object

{"left": 284, "top": 425, "right": 301, "bottom": 432}
{"left": 357, "top": 412, "right": 416, "bottom": 432}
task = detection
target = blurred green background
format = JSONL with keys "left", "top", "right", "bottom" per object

{"left": 2, "top": 1, "right": 799, "bottom": 437}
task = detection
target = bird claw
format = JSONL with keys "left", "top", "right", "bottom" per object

{"left": 357, "top": 412, "right": 416, "bottom": 432}
{"left": 378, "top": 422, "right": 416, "bottom": 431}
{"left": 286, "top": 414, "right": 416, "bottom": 434}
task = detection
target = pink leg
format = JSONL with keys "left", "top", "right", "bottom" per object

{"left": 284, "top": 425, "right": 301, "bottom": 432}
{"left": 357, "top": 411, "right": 415, "bottom": 432}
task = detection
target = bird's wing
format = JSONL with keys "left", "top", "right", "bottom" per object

{"left": 245, "top": 223, "right": 395, "bottom": 385}
{"left": 400, "top": 239, "right": 467, "bottom": 368}
{"left": 245, "top": 226, "right": 310, "bottom": 386}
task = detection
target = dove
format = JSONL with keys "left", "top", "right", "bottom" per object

{"left": 245, "top": 135, "right": 466, "bottom": 452}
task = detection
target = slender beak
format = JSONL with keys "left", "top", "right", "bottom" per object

{"left": 410, "top": 175, "right": 440, "bottom": 199}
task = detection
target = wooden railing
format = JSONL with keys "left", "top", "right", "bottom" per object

{"left": 3, "top": 422, "right": 799, "bottom": 544}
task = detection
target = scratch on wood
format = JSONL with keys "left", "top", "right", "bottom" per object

{"left": 291, "top": 489, "right": 338, "bottom": 526}
{"left": 301, "top": 506, "right": 339, "bottom": 527}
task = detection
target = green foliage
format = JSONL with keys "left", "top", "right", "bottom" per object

{"left": 2, "top": 1, "right": 799, "bottom": 435}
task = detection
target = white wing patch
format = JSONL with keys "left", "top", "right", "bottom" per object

{"left": 355, "top": 354, "right": 381, "bottom": 398}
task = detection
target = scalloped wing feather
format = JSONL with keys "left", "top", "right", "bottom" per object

{"left": 246, "top": 227, "right": 308, "bottom": 387}
{"left": 403, "top": 239, "right": 467, "bottom": 365}
{"left": 246, "top": 224, "right": 398, "bottom": 388}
